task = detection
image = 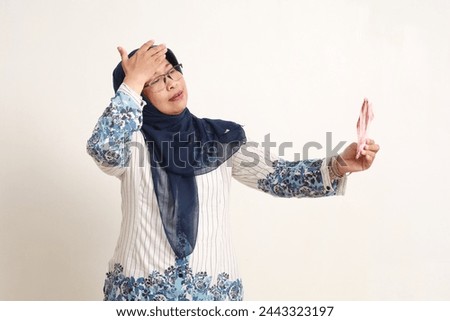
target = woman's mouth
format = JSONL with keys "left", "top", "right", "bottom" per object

{"left": 169, "top": 91, "right": 183, "bottom": 102}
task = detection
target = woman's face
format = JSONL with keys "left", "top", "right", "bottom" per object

{"left": 142, "top": 60, "right": 188, "bottom": 115}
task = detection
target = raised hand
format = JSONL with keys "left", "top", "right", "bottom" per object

{"left": 117, "top": 40, "right": 168, "bottom": 94}
{"left": 336, "top": 139, "right": 380, "bottom": 175}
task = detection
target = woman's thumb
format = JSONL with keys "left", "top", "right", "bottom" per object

{"left": 117, "top": 46, "right": 128, "bottom": 61}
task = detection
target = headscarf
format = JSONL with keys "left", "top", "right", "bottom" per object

{"left": 113, "top": 47, "right": 246, "bottom": 258}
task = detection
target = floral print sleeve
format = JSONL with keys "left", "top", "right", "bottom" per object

{"left": 86, "top": 84, "right": 144, "bottom": 172}
{"left": 257, "top": 158, "right": 341, "bottom": 197}
{"left": 232, "top": 142, "right": 346, "bottom": 197}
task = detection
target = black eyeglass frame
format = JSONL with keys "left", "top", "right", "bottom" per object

{"left": 143, "top": 64, "right": 183, "bottom": 92}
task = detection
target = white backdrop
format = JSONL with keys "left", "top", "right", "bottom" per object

{"left": 1, "top": 0, "right": 450, "bottom": 300}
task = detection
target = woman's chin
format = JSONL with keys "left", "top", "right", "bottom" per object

{"left": 167, "top": 105, "right": 187, "bottom": 116}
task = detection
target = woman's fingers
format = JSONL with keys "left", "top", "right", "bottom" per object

{"left": 152, "top": 47, "right": 167, "bottom": 62}
{"left": 361, "top": 139, "right": 379, "bottom": 166}
{"left": 148, "top": 43, "right": 167, "bottom": 56}
{"left": 364, "top": 139, "right": 380, "bottom": 152}
{"left": 149, "top": 46, "right": 168, "bottom": 70}
{"left": 117, "top": 46, "right": 128, "bottom": 62}
{"left": 146, "top": 45, "right": 168, "bottom": 66}
{"left": 361, "top": 149, "right": 376, "bottom": 158}
{"left": 137, "top": 42, "right": 168, "bottom": 67}
{"left": 364, "top": 144, "right": 379, "bottom": 152}
{"left": 139, "top": 40, "right": 156, "bottom": 52}
{"left": 124, "top": 40, "right": 167, "bottom": 62}
{"left": 116, "top": 40, "right": 169, "bottom": 92}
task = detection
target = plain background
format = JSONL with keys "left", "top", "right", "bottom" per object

{"left": 1, "top": 0, "right": 450, "bottom": 300}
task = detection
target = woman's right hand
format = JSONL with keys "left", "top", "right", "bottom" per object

{"left": 117, "top": 40, "right": 167, "bottom": 94}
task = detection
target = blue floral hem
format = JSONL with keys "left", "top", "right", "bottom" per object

{"left": 103, "top": 257, "right": 243, "bottom": 301}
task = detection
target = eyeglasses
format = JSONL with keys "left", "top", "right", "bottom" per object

{"left": 144, "top": 64, "right": 183, "bottom": 92}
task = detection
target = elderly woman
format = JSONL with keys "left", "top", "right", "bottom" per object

{"left": 87, "top": 40, "right": 380, "bottom": 301}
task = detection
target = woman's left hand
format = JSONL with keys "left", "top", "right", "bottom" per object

{"left": 336, "top": 139, "right": 380, "bottom": 175}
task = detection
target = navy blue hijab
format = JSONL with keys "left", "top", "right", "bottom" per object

{"left": 113, "top": 47, "right": 246, "bottom": 258}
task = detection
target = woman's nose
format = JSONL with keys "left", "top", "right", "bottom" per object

{"left": 165, "top": 75, "right": 177, "bottom": 90}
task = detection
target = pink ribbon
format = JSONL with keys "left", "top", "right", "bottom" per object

{"left": 356, "top": 98, "right": 374, "bottom": 159}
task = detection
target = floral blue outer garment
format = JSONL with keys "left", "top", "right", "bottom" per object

{"left": 87, "top": 86, "right": 342, "bottom": 301}
{"left": 87, "top": 90, "right": 143, "bottom": 168}
{"left": 258, "top": 159, "right": 339, "bottom": 198}
{"left": 103, "top": 258, "right": 243, "bottom": 301}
